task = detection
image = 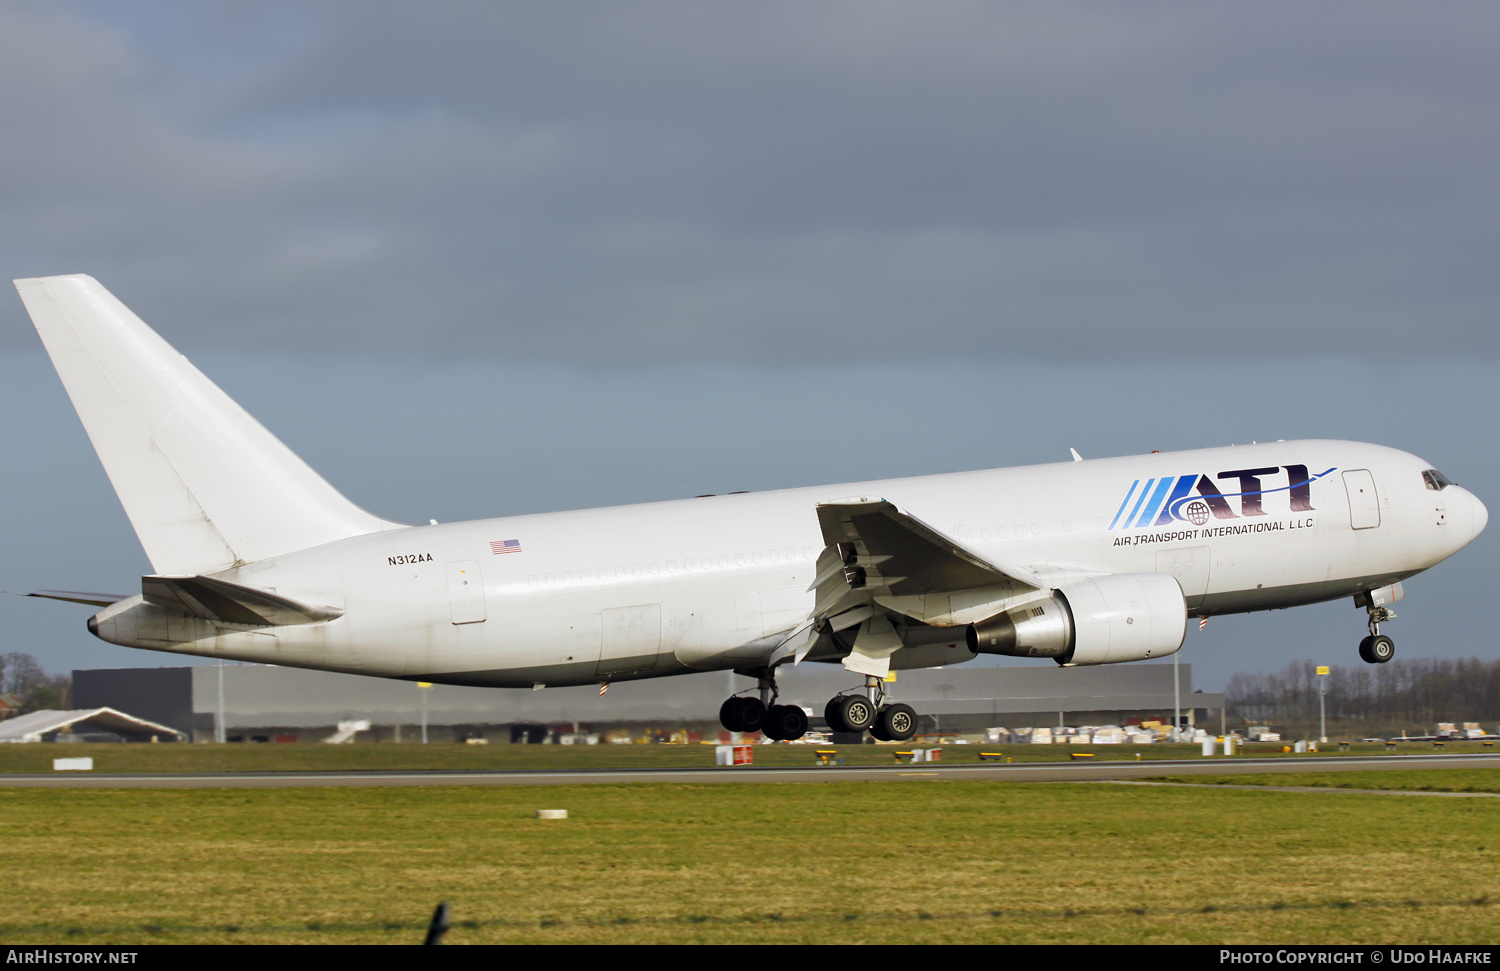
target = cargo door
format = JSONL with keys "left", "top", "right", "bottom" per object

{"left": 1342, "top": 470, "right": 1381, "bottom": 530}
{"left": 1155, "top": 546, "right": 1211, "bottom": 610}
{"left": 446, "top": 560, "right": 487, "bottom": 624}
{"left": 598, "top": 604, "right": 661, "bottom": 678}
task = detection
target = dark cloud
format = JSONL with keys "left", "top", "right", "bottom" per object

{"left": 2, "top": 1, "right": 1498, "bottom": 362}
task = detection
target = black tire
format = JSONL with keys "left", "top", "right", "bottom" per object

{"left": 1369, "top": 634, "right": 1395, "bottom": 663}
{"left": 869, "top": 719, "right": 892, "bottom": 742}
{"left": 767, "top": 705, "right": 808, "bottom": 741}
{"left": 878, "top": 703, "right": 918, "bottom": 742}
{"left": 1358, "top": 636, "right": 1376, "bottom": 664}
{"left": 722, "top": 696, "right": 766, "bottom": 733}
{"left": 834, "top": 694, "right": 876, "bottom": 732}
{"left": 824, "top": 697, "right": 850, "bottom": 733}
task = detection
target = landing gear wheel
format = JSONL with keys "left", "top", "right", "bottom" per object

{"left": 719, "top": 696, "right": 767, "bottom": 733}
{"left": 764, "top": 705, "right": 808, "bottom": 742}
{"left": 869, "top": 719, "right": 892, "bottom": 742}
{"left": 1358, "top": 634, "right": 1395, "bottom": 664}
{"left": 824, "top": 697, "right": 851, "bottom": 734}
{"left": 833, "top": 694, "right": 876, "bottom": 733}
{"left": 876, "top": 703, "right": 918, "bottom": 742}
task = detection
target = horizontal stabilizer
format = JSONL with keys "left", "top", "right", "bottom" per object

{"left": 142, "top": 575, "right": 342, "bottom": 627}
{"left": 24, "top": 590, "right": 129, "bottom": 607}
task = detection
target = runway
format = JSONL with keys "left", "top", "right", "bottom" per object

{"left": 3, "top": 752, "right": 1498, "bottom": 789}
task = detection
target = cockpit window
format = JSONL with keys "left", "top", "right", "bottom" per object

{"left": 1422, "top": 469, "right": 1453, "bottom": 491}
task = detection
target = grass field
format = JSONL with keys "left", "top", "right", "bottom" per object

{"left": 0, "top": 739, "right": 1474, "bottom": 774}
{"left": 2, "top": 770, "right": 1498, "bottom": 944}
{"left": 1145, "top": 769, "right": 1500, "bottom": 794}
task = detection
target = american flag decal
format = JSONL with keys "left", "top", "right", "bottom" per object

{"left": 490, "top": 539, "right": 522, "bottom": 555}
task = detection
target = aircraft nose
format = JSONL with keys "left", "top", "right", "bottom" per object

{"left": 1470, "top": 489, "right": 1489, "bottom": 540}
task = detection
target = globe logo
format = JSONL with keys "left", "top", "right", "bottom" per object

{"left": 1184, "top": 500, "right": 1211, "bottom": 526}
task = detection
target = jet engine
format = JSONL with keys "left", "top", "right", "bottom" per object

{"left": 965, "top": 572, "right": 1187, "bottom": 665}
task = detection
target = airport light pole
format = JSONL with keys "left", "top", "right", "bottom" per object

{"left": 215, "top": 658, "right": 226, "bottom": 744}
{"left": 1173, "top": 648, "right": 1182, "bottom": 742}
{"left": 1317, "top": 665, "right": 1329, "bottom": 743}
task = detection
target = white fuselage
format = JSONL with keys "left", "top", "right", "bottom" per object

{"left": 91, "top": 439, "right": 1486, "bottom": 687}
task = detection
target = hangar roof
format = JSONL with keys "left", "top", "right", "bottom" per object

{"left": 0, "top": 707, "right": 186, "bottom": 743}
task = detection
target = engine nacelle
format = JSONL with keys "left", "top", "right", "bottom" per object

{"left": 1055, "top": 573, "right": 1186, "bottom": 665}
{"left": 964, "top": 573, "right": 1186, "bottom": 665}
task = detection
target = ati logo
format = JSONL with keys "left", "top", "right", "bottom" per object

{"left": 1109, "top": 465, "right": 1336, "bottom": 531}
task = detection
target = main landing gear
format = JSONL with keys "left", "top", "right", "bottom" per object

{"left": 717, "top": 670, "right": 919, "bottom": 742}
{"left": 1358, "top": 604, "right": 1396, "bottom": 664}
{"left": 718, "top": 668, "right": 809, "bottom": 741}
{"left": 824, "top": 675, "right": 918, "bottom": 742}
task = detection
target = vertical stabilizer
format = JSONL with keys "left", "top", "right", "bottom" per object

{"left": 15, "top": 274, "right": 399, "bottom": 575}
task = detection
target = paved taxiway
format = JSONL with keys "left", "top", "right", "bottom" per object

{"left": 2, "top": 753, "right": 1497, "bottom": 789}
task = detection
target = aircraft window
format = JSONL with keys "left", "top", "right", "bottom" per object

{"left": 527, "top": 575, "right": 537, "bottom": 585}
{"left": 614, "top": 566, "right": 624, "bottom": 578}
{"left": 1422, "top": 469, "right": 1453, "bottom": 491}
{"left": 1063, "top": 519, "right": 1073, "bottom": 532}
{"left": 1030, "top": 523, "right": 1041, "bottom": 536}
{"left": 981, "top": 528, "right": 992, "bottom": 541}
{"left": 667, "top": 560, "right": 676, "bottom": 573}
{"left": 735, "top": 553, "right": 745, "bottom": 566}
{"left": 632, "top": 564, "right": 643, "bottom": 576}
{"left": 718, "top": 555, "right": 727, "bottom": 568}
{"left": 752, "top": 551, "right": 763, "bottom": 565}
{"left": 1013, "top": 524, "right": 1024, "bottom": 536}
{"left": 802, "top": 546, "right": 814, "bottom": 558}
{"left": 545, "top": 573, "right": 555, "bottom": 584}
{"left": 768, "top": 549, "right": 779, "bottom": 563}
{"left": 649, "top": 562, "right": 660, "bottom": 575}
{"left": 563, "top": 571, "right": 574, "bottom": 583}
{"left": 597, "top": 567, "right": 607, "bottom": 578}
{"left": 997, "top": 526, "right": 1007, "bottom": 538}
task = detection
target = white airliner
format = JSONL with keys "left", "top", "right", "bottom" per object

{"left": 14, "top": 275, "right": 1489, "bottom": 742}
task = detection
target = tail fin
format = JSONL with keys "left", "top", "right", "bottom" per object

{"left": 15, "top": 274, "right": 400, "bottom": 575}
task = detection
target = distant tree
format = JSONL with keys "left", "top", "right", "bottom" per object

{"left": 0, "top": 653, "right": 71, "bottom": 713}
{"left": 1227, "top": 657, "right": 1500, "bottom": 736}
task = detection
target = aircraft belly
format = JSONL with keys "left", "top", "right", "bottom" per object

{"left": 1198, "top": 569, "right": 1421, "bottom": 615}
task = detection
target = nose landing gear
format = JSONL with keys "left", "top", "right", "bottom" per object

{"left": 1358, "top": 604, "right": 1396, "bottom": 664}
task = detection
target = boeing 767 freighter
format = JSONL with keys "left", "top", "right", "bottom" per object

{"left": 14, "top": 275, "right": 1488, "bottom": 741}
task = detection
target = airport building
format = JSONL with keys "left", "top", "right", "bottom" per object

{"left": 71, "top": 661, "right": 1224, "bottom": 743}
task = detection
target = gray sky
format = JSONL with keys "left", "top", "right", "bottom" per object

{"left": 0, "top": 2, "right": 1495, "bottom": 691}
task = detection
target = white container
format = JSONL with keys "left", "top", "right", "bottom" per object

{"left": 535, "top": 809, "right": 568, "bottom": 820}
{"left": 1201, "top": 738, "right": 1216, "bottom": 756}
{"left": 715, "top": 744, "right": 753, "bottom": 766}
{"left": 1294, "top": 740, "right": 1308, "bottom": 753}
{"left": 53, "top": 757, "right": 93, "bottom": 771}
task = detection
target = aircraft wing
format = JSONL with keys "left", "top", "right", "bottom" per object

{"left": 141, "top": 575, "right": 343, "bottom": 627}
{"left": 808, "top": 498, "right": 1044, "bottom": 676}
{"left": 815, "top": 498, "right": 1043, "bottom": 595}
